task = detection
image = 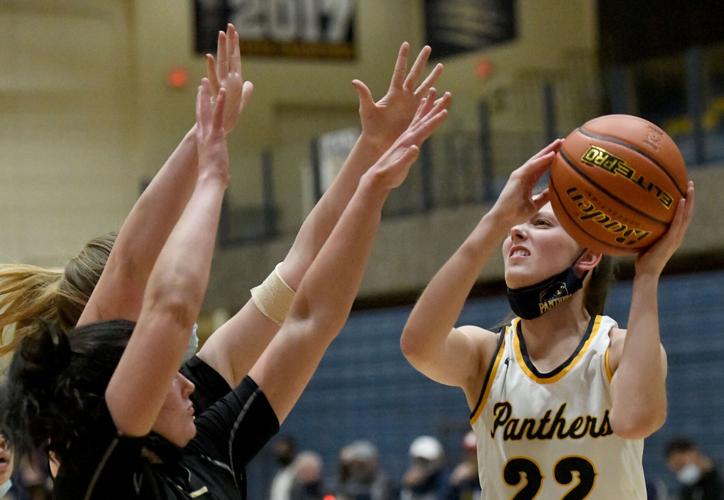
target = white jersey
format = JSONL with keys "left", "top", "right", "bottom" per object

{"left": 470, "top": 315, "right": 645, "bottom": 499}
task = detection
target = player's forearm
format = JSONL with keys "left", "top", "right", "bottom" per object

{"left": 196, "top": 137, "right": 386, "bottom": 386}
{"left": 115, "top": 126, "right": 200, "bottom": 279}
{"left": 402, "top": 212, "right": 508, "bottom": 359}
{"left": 79, "top": 126, "right": 200, "bottom": 325}
{"left": 290, "top": 175, "right": 388, "bottom": 335}
{"left": 610, "top": 273, "right": 667, "bottom": 438}
{"left": 280, "top": 134, "right": 386, "bottom": 289}
{"left": 144, "top": 173, "right": 227, "bottom": 328}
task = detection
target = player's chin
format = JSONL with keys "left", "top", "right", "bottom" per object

{"left": 504, "top": 266, "right": 534, "bottom": 289}
{"left": 180, "top": 423, "right": 197, "bottom": 447}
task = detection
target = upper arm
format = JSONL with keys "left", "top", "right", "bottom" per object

{"left": 405, "top": 324, "right": 495, "bottom": 394}
{"left": 106, "top": 309, "right": 192, "bottom": 437}
{"left": 606, "top": 328, "right": 668, "bottom": 378}
{"left": 77, "top": 252, "right": 145, "bottom": 326}
{"left": 197, "top": 300, "right": 280, "bottom": 388}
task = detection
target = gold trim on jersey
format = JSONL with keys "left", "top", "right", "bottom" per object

{"left": 604, "top": 348, "right": 614, "bottom": 382}
{"left": 470, "top": 332, "right": 507, "bottom": 425}
{"left": 513, "top": 316, "right": 603, "bottom": 384}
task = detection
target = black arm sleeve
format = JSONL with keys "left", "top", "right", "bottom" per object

{"left": 187, "top": 376, "right": 279, "bottom": 474}
{"left": 181, "top": 355, "right": 232, "bottom": 414}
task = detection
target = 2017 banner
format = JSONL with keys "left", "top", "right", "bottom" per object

{"left": 195, "top": 0, "right": 357, "bottom": 59}
{"left": 425, "top": 0, "right": 516, "bottom": 58}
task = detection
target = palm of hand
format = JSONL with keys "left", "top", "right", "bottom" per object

{"left": 356, "top": 43, "right": 442, "bottom": 150}
{"left": 218, "top": 74, "right": 243, "bottom": 132}
{"left": 367, "top": 91, "right": 451, "bottom": 191}
{"left": 361, "top": 89, "right": 422, "bottom": 148}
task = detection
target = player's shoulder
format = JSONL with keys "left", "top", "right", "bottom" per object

{"left": 458, "top": 324, "right": 501, "bottom": 342}
{"left": 457, "top": 324, "right": 504, "bottom": 362}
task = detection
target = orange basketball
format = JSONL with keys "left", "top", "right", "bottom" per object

{"left": 548, "top": 114, "right": 688, "bottom": 255}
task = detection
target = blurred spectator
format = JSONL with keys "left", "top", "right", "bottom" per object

{"left": 335, "top": 440, "right": 396, "bottom": 500}
{"left": 290, "top": 451, "right": 325, "bottom": 500}
{"left": 665, "top": 437, "right": 723, "bottom": 500}
{"left": 7, "top": 445, "right": 52, "bottom": 500}
{"left": 0, "top": 434, "right": 14, "bottom": 499}
{"left": 447, "top": 432, "right": 480, "bottom": 500}
{"left": 400, "top": 436, "right": 447, "bottom": 500}
{"left": 270, "top": 435, "right": 298, "bottom": 500}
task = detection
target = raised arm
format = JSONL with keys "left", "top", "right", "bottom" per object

{"left": 608, "top": 181, "right": 695, "bottom": 439}
{"left": 79, "top": 24, "right": 250, "bottom": 326}
{"left": 401, "top": 140, "right": 562, "bottom": 401}
{"left": 248, "top": 94, "right": 450, "bottom": 424}
{"left": 105, "top": 81, "right": 229, "bottom": 436}
{"left": 198, "top": 43, "right": 444, "bottom": 387}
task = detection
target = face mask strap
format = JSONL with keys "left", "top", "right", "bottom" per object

{"left": 506, "top": 249, "right": 590, "bottom": 320}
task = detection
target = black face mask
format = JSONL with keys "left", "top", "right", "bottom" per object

{"left": 506, "top": 252, "right": 588, "bottom": 320}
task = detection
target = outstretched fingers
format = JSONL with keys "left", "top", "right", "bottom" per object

{"left": 532, "top": 138, "right": 564, "bottom": 160}
{"left": 211, "top": 88, "right": 227, "bottom": 134}
{"left": 217, "top": 30, "right": 228, "bottom": 81}
{"left": 227, "top": 24, "right": 241, "bottom": 75}
{"left": 390, "top": 42, "right": 410, "bottom": 90}
{"left": 196, "top": 79, "right": 212, "bottom": 135}
{"left": 206, "top": 54, "right": 220, "bottom": 94}
{"left": 531, "top": 188, "right": 551, "bottom": 211}
{"left": 411, "top": 91, "right": 451, "bottom": 131}
{"left": 404, "top": 45, "right": 432, "bottom": 90}
{"left": 352, "top": 79, "right": 375, "bottom": 109}
{"left": 406, "top": 108, "right": 449, "bottom": 146}
{"left": 519, "top": 151, "right": 556, "bottom": 187}
{"left": 239, "top": 80, "right": 254, "bottom": 113}
{"left": 415, "top": 62, "right": 444, "bottom": 97}
{"left": 411, "top": 88, "right": 437, "bottom": 123}
{"left": 667, "top": 181, "right": 695, "bottom": 244}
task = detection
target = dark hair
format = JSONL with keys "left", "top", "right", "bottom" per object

{"left": 583, "top": 255, "right": 617, "bottom": 317}
{"left": 665, "top": 437, "right": 697, "bottom": 458}
{"left": 0, "top": 319, "right": 134, "bottom": 468}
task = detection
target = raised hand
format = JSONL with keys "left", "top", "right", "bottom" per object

{"left": 635, "top": 180, "right": 695, "bottom": 276}
{"left": 490, "top": 139, "right": 564, "bottom": 227}
{"left": 206, "top": 24, "right": 253, "bottom": 135}
{"left": 195, "top": 78, "right": 229, "bottom": 184}
{"left": 364, "top": 90, "right": 451, "bottom": 191}
{"left": 353, "top": 42, "right": 444, "bottom": 151}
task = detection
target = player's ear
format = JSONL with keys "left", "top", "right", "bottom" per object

{"left": 576, "top": 249, "right": 601, "bottom": 276}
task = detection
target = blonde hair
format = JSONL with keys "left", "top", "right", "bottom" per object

{"left": 0, "top": 233, "right": 115, "bottom": 356}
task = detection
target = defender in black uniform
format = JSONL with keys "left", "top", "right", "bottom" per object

{"left": 0, "top": 31, "right": 450, "bottom": 499}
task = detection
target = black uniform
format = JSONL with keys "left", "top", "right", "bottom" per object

{"left": 53, "top": 356, "right": 278, "bottom": 499}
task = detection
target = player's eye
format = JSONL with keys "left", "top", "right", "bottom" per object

{"left": 533, "top": 218, "right": 551, "bottom": 227}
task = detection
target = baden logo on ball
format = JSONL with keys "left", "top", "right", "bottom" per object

{"left": 548, "top": 114, "right": 688, "bottom": 255}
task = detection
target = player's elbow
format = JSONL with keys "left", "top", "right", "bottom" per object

{"left": 400, "top": 326, "right": 432, "bottom": 364}
{"left": 400, "top": 327, "right": 419, "bottom": 360}
{"left": 610, "top": 407, "right": 666, "bottom": 440}
{"left": 145, "top": 283, "right": 200, "bottom": 331}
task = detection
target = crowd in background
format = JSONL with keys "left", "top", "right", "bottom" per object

{"left": 0, "top": 431, "right": 721, "bottom": 499}
{"left": 262, "top": 434, "right": 723, "bottom": 500}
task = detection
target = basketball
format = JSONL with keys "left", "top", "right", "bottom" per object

{"left": 548, "top": 114, "right": 688, "bottom": 255}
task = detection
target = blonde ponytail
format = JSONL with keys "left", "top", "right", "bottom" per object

{"left": 0, "top": 265, "right": 63, "bottom": 355}
{"left": 0, "top": 232, "right": 116, "bottom": 356}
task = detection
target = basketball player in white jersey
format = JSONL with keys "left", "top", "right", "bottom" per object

{"left": 400, "top": 139, "right": 695, "bottom": 499}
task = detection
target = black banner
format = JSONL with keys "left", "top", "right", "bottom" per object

{"left": 425, "top": 0, "right": 516, "bottom": 59}
{"left": 194, "top": 0, "right": 356, "bottom": 60}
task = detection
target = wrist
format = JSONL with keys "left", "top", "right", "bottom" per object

{"left": 358, "top": 132, "right": 394, "bottom": 155}
{"left": 633, "top": 269, "right": 661, "bottom": 286}
{"left": 481, "top": 209, "right": 514, "bottom": 235}
{"left": 197, "top": 169, "right": 230, "bottom": 189}
{"left": 358, "top": 172, "right": 392, "bottom": 204}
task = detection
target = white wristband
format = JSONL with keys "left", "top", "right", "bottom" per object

{"left": 250, "top": 263, "right": 296, "bottom": 326}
